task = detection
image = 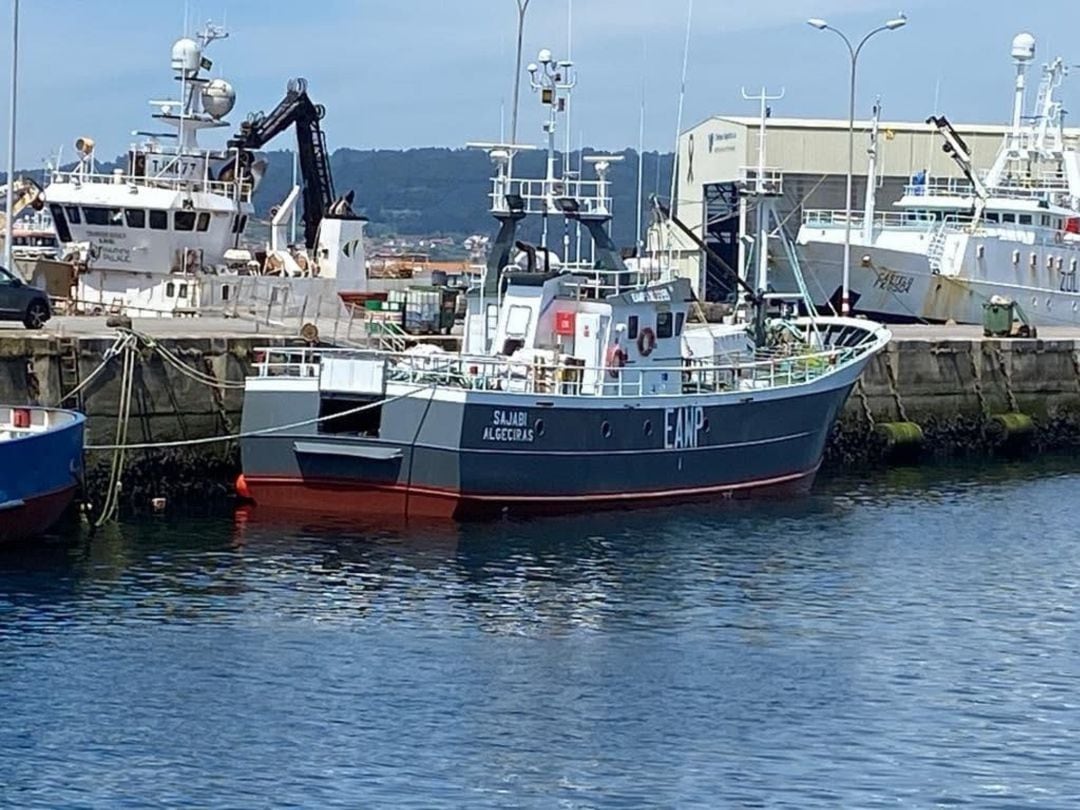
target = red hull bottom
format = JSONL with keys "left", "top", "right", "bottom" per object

{"left": 241, "top": 468, "right": 818, "bottom": 521}
{"left": 0, "top": 486, "right": 78, "bottom": 544}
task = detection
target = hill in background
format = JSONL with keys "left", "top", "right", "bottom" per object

{"left": 255, "top": 147, "right": 674, "bottom": 250}
{"left": 8, "top": 147, "right": 674, "bottom": 253}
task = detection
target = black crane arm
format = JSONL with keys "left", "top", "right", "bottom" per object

{"left": 228, "top": 78, "right": 339, "bottom": 250}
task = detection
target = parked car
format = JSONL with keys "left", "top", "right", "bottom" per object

{"left": 0, "top": 266, "right": 51, "bottom": 329}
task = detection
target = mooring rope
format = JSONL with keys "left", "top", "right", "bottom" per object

{"left": 84, "top": 383, "right": 437, "bottom": 452}
{"left": 93, "top": 341, "right": 137, "bottom": 527}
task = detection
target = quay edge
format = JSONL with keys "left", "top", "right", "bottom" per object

{"left": 5, "top": 326, "right": 1080, "bottom": 515}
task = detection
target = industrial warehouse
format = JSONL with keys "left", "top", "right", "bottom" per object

{"left": 667, "top": 113, "right": 1080, "bottom": 302}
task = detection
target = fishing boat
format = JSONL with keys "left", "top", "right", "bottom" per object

{"left": 0, "top": 406, "right": 85, "bottom": 543}
{"left": 41, "top": 23, "right": 366, "bottom": 318}
{"left": 796, "top": 33, "right": 1080, "bottom": 326}
{"left": 236, "top": 52, "right": 891, "bottom": 520}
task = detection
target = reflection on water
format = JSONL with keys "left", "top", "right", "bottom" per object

{"left": 2, "top": 459, "right": 1080, "bottom": 807}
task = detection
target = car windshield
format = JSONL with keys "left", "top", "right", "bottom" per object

{"left": 0, "top": 267, "right": 16, "bottom": 283}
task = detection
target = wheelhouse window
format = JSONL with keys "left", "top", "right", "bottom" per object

{"left": 125, "top": 209, "right": 146, "bottom": 228}
{"left": 196, "top": 212, "right": 211, "bottom": 232}
{"left": 165, "top": 281, "right": 176, "bottom": 298}
{"left": 64, "top": 205, "right": 81, "bottom": 224}
{"left": 109, "top": 209, "right": 124, "bottom": 226}
{"left": 675, "top": 312, "right": 685, "bottom": 337}
{"left": 149, "top": 210, "right": 168, "bottom": 230}
{"left": 83, "top": 207, "right": 111, "bottom": 226}
{"left": 48, "top": 204, "right": 73, "bottom": 242}
{"left": 506, "top": 304, "right": 532, "bottom": 338}
{"left": 1018, "top": 214, "right": 1032, "bottom": 225}
{"left": 1003, "top": 213, "right": 1016, "bottom": 224}
{"left": 174, "top": 211, "right": 196, "bottom": 231}
{"left": 986, "top": 213, "right": 1000, "bottom": 223}
{"left": 627, "top": 314, "right": 639, "bottom": 340}
{"left": 656, "top": 311, "right": 674, "bottom": 339}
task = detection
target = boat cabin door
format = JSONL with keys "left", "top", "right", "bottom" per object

{"left": 575, "top": 312, "right": 607, "bottom": 395}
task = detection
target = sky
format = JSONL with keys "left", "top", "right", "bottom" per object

{"left": 2, "top": 0, "right": 1079, "bottom": 167}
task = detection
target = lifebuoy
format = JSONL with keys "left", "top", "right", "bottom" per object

{"left": 637, "top": 327, "right": 657, "bottom": 357}
{"left": 607, "top": 345, "right": 627, "bottom": 377}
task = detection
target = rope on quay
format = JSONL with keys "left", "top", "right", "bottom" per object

{"left": 94, "top": 338, "right": 137, "bottom": 528}
{"left": 84, "top": 383, "right": 437, "bottom": 453}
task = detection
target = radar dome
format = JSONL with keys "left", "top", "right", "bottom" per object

{"left": 202, "top": 79, "right": 236, "bottom": 119}
{"left": 1011, "top": 32, "right": 1036, "bottom": 62}
{"left": 171, "top": 38, "right": 202, "bottom": 76}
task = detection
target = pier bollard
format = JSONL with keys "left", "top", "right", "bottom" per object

{"left": 986, "top": 412, "right": 1034, "bottom": 455}
{"left": 873, "top": 421, "right": 925, "bottom": 463}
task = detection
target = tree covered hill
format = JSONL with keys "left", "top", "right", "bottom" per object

{"left": 255, "top": 147, "right": 674, "bottom": 249}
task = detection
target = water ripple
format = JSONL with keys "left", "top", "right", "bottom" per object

{"left": 1, "top": 460, "right": 1080, "bottom": 807}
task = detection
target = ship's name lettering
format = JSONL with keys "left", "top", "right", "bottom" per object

{"left": 664, "top": 405, "right": 706, "bottom": 449}
{"left": 874, "top": 271, "right": 914, "bottom": 295}
{"left": 1060, "top": 268, "right": 1078, "bottom": 293}
{"left": 629, "top": 288, "right": 672, "bottom": 303}
{"left": 99, "top": 246, "right": 132, "bottom": 264}
{"left": 482, "top": 409, "right": 535, "bottom": 443}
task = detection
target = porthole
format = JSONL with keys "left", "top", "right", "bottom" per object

{"left": 643, "top": 419, "right": 653, "bottom": 437}
{"left": 534, "top": 419, "right": 545, "bottom": 437}
{"left": 601, "top": 421, "right": 612, "bottom": 439}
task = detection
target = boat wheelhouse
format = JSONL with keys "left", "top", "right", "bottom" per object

{"left": 796, "top": 33, "right": 1080, "bottom": 325}
{"left": 44, "top": 24, "right": 256, "bottom": 316}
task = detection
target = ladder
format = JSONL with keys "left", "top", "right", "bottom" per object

{"left": 927, "top": 222, "right": 949, "bottom": 274}
{"left": 57, "top": 337, "right": 82, "bottom": 410}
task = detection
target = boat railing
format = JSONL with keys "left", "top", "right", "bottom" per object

{"left": 251, "top": 333, "right": 881, "bottom": 399}
{"left": 490, "top": 177, "right": 613, "bottom": 217}
{"left": 802, "top": 209, "right": 941, "bottom": 230}
{"left": 558, "top": 263, "right": 666, "bottom": 297}
{"left": 49, "top": 169, "right": 252, "bottom": 203}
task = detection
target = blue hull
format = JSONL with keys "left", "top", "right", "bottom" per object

{"left": 0, "top": 408, "right": 85, "bottom": 543}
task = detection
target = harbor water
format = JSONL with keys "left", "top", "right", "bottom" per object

{"left": 2, "top": 460, "right": 1080, "bottom": 807}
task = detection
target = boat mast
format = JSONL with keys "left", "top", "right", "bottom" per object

{"left": 742, "top": 86, "right": 784, "bottom": 296}
{"left": 529, "top": 49, "right": 576, "bottom": 253}
{"left": 863, "top": 97, "right": 882, "bottom": 243}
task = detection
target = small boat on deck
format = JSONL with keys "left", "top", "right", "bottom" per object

{"left": 0, "top": 406, "right": 85, "bottom": 543}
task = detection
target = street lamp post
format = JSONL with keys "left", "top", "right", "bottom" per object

{"left": 4, "top": 0, "right": 20, "bottom": 274}
{"left": 808, "top": 13, "right": 907, "bottom": 316}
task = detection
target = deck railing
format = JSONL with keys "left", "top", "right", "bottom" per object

{"left": 50, "top": 169, "right": 252, "bottom": 203}
{"left": 252, "top": 319, "right": 886, "bottom": 399}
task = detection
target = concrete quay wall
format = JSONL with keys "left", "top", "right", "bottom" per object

{"left": 0, "top": 331, "right": 288, "bottom": 512}
{"left": 832, "top": 334, "right": 1080, "bottom": 464}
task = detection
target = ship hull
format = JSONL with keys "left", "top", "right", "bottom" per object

{"left": 240, "top": 375, "right": 857, "bottom": 521}
{"left": 794, "top": 230, "right": 1080, "bottom": 326}
{"left": 0, "top": 408, "right": 85, "bottom": 543}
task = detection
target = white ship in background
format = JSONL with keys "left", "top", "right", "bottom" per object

{"left": 42, "top": 23, "right": 367, "bottom": 317}
{"left": 797, "top": 33, "right": 1080, "bottom": 326}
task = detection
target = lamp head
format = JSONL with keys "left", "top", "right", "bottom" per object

{"left": 885, "top": 14, "right": 907, "bottom": 30}
{"left": 807, "top": 18, "right": 828, "bottom": 30}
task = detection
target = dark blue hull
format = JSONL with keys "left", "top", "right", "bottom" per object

{"left": 0, "top": 408, "right": 85, "bottom": 543}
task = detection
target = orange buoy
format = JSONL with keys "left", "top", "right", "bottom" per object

{"left": 235, "top": 474, "right": 253, "bottom": 501}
